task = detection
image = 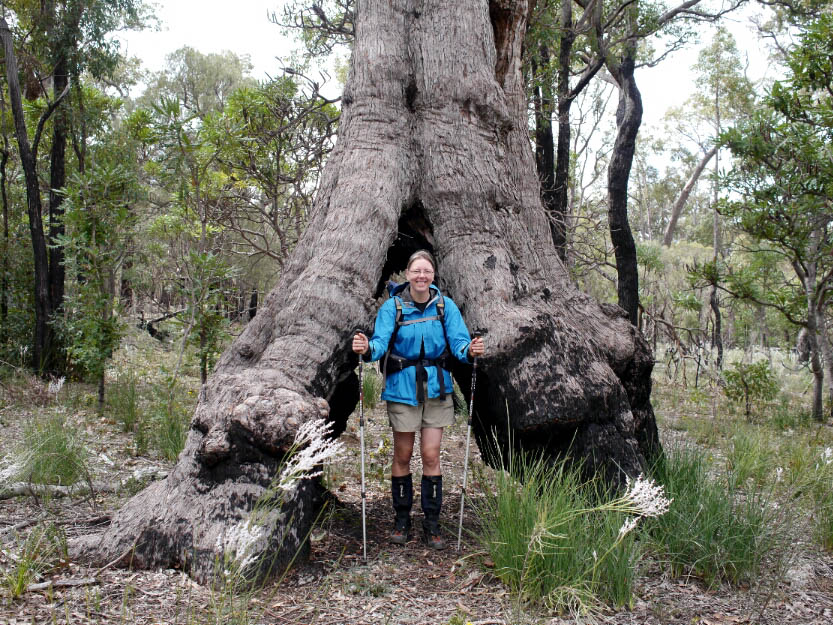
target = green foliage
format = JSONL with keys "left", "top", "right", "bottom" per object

{"left": 720, "top": 17, "right": 833, "bottom": 413}
{"left": 726, "top": 429, "right": 771, "bottom": 485}
{"left": 646, "top": 444, "right": 783, "bottom": 588}
{"left": 17, "top": 412, "right": 88, "bottom": 486}
{"left": 149, "top": 379, "right": 195, "bottom": 462}
{"left": 474, "top": 453, "right": 644, "bottom": 614}
{"left": 56, "top": 162, "right": 138, "bottom": 388}
{"left": 109, "top": 370, "right": 141, "bottom": 432}
{"left": 808, "top": 448, "right": 833, "bottom": 551}
{"left": 723, "top": 361, "right": 779, "bottom": 419}
{"left": 176, "top": 251, "right": 235, "bottom": 382}
{"left": 1, "top": 523, "right": 68, "bottom": 600}
{"left": 361, "top": 366, "right": 381, "bottom": 411}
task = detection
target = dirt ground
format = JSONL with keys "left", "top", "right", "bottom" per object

{"left": 2, "top": 380, "right": 833, "bottom": 625}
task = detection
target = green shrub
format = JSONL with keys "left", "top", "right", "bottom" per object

{"left": 810, "top": 447, "right": 833, "bottom": 550}
{"left": 1, "top": 523, "right": 67, "bottom": 599}
{"left": 149, "top": 381, "right": 195, "bottom": 461}
{"left": 17, "top": 413, "right": 88, "bottom": 485}
{"left": 109, "top": 371, "right": 141, "bottom": 432}
{"left": 726, "top": 429, "right": 771, "bottom": 485}
{"left": 361, "top": 367, "right": 381, "bottom": 411}
{"left": 723, "top": 360, "right": 779, "bottom": 419}
{"left": 473, "top": 452, "right": 659, "bottom": 614}
{"left": 647, "top": 444, "right": 782, "bottom": 587}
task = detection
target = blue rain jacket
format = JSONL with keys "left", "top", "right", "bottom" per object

{"left": 365, "top": 284, "right": 472, "bottom": 406}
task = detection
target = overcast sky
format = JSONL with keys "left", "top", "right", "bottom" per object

{"left": 117, "top": 1, "right": 773, "bottom": 130}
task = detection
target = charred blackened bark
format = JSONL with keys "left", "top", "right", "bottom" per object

{"left": 47, "top": 60, "right": 68, "bottom": 336}
{"left": 532, "top": 45, "right": 562, "bottom": 260}
{"left": 73, "top": 0, "right": 659, "bottom": 582}
{"left": 607, "top": 51, "right": 641, "bottom": 328}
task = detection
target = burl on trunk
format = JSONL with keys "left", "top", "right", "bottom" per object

{"left": 72, "top": 0, "right": 659, "bottom": 583}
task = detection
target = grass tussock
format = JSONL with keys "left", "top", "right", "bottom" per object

{"left": 1, "top": 523, "right": 68, "bottom": 599}
{"left": 646, "top": 443, "right": 786, "bottom": 588}
{"left": 16, "top": 412, "right": 88, "bottom": 486}
{"left": 473, "top": 452, "right": 665, "bottom": 615}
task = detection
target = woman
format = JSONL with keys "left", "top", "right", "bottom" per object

{"left": 353, "top": 250, "right": 485, "bottom": 549}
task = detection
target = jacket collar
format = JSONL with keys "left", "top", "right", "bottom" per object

{"left": 397, "top": 282, "right": 440, "bottom": 306}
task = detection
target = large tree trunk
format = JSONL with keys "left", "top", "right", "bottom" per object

{"left": 73, "top": 0, "right": 659, "bottom": 583}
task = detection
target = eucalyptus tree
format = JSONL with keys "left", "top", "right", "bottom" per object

{"left": 75, "top": 0, "right": 660, "bottom": 583}
{"left": 523, "top": 0, "right": 746, "bottom": 327}
{"left": 209, "top": 74, "right": 339, "bottom": 269}
{"left": 721, "top": 13, "right": 833, "bottom": 420}
{"left": 0, "top": 0, "right": 150, "bottom": 373}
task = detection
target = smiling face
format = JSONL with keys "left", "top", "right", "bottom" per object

{"left": 405, "top": 256, "right": 435, "bottom": 303}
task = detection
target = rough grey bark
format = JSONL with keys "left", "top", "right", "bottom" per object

{"left": 73, "top": 0, "right": 659, "bottom": 583}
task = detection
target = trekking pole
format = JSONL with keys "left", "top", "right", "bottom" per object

{"left": 355, "top": 329, "right": 368, "bottom": 563}
{"left": 457, "top": 331, "right": 482, "bottom": 552}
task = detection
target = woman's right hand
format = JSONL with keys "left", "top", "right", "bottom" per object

{"left": 352, "top": 332, "right": 369, "bottom": 355}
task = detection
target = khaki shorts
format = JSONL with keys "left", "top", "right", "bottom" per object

{"left": 387, "top": 394, "right": 455, "bottom": 432}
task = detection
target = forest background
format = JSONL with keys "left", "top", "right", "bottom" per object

{"left": 0, "top": 0, "right": 832, "bottom": 623}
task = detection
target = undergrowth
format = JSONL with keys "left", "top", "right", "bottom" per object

{"left": 646, "top": 442, "right": 788, "bottom": 588}
{"left": 472, "top": 452, "right": 664, "bottom": 615}
{"left": 16, "top": 412, "right": 88, "bottom": 486}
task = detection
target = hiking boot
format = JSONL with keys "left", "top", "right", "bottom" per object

{"left": 421, "top": 475, "right": 446, "bottom": 550}
{"left": 390, "top": 474, "right": 413, "bottom": 545}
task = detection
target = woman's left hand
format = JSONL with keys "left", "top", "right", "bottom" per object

{"left": 468, "top": 336, "right": 485, "bottom": 357}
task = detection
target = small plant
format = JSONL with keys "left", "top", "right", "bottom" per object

{"left": 726, "top": 429, "right": 771, "bottom": 485}
{"left": 149, "top": 378, "right": 196, "bottom": 461}
{"left": 723, "top": 360, "right": 779, "bottom": 419}
{"left": 474, "top": 451, "right": 669, "bottom": 615}
{"left": 109, "top": 371, "right": 141, "bottom": 432}
{"left": 771, "top": 395, "right": 812, "bottom": 430}
{"left": 1, "top": 523, "right": 67, "bottom": 599}
{"left": 361, "top": 366, "right": 382, "bottom": 411}
{"left": 646, "top": 443, "right": 784, "bottom": 587}
{"left": 154, "top": 397, "right": 191, "bottom": 461}
{"left": 17, "top": 412, "right": 88, "bottom": 485}
{"left": 810, "top": 447, "right": 833, "bottom": 550}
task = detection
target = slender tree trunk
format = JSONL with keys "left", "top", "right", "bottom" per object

{"left": 49, "top": 61, "right": 68, "bottom": 307}
{"left": 607, "top": 50, "right": 641, "bottom": 327}
{"left": 815, "top": 301, "right": 833, "bottom": 418}
{"left": 1, "top": 18, "right": 52, "bottom": 371}
{"left": 0, "top": 136, "right": 8, "bottom": 342}
{"left": 710, "top": 91, "right": 723, "bottom": 369}
{"left": 551, "top": 6, "right": 572, "bottom": 262}
{"left": 662, "top": 145, "right": 716, "bottom": 246}
{"left": 806, "top": 305, "right": 824, "bottom": 421}
{"left": 534, "top": 44, "right": 562, "bottom": 260}
{"left": 73, "top": 0, "right": 659, "bottom": 583}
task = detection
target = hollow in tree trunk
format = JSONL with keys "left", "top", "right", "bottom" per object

{"left": 72, "top": 0, "right": 659, "bottom": 583}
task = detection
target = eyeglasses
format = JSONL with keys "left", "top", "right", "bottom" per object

{"left": 408, "top": 269, "right": 434, "bottom": 276}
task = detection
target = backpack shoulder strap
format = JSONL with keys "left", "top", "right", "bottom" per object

{"left": 381, "top": 297, "right": 403, "bottom": 388}
{"left": 436, "top": 294, "right": 451, "bottom": 353}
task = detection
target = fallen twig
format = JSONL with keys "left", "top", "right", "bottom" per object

{"left": 0, "top": 471, "right": 167, "bottom": 500}
{"left": 27, "top": 577, "right": 98, "bottom": 592}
